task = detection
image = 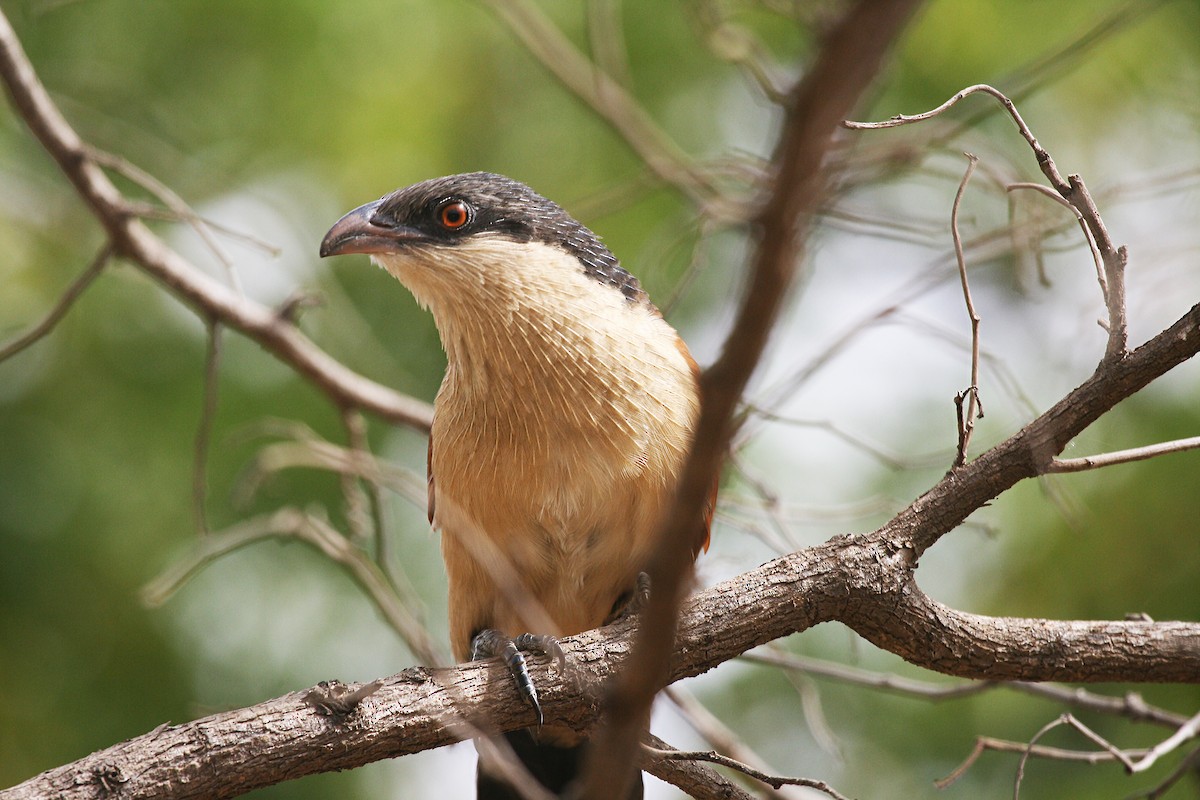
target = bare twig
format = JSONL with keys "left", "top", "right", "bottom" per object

{"left": 932, "top": 1, "right": 1163, "bottom": 148}
{"left": 1140, "top": 745, "right": 1200, "bottom": 799}
{"left": 481, "top": 0, "right": 718, "bottom": 209}
{"left": 582, "top": 5, "right": 924, "bottom": 797}
{"left": 1013, "top": 708, "right": 1200, "bottom": 795}
{"left": 192, "top": 320, "right": 222, "bottom": 535}
{"left": 228, "top": 418, "right": 427, "bottom": 509}
{"left": 744, "top": 410, "right": 952, "bottom": 470}
{"left": 642, "top": 734, "right": 758, "bottom": 800}
{"left": 643, "top": 744, "right": 852, "bottom": 800}
{"left": 141, "top": 508, "right": 445, "bottom": 666}
{"left": 936, "top": 735, "right": 1151, "bottom": 790}
{"left": 1048, "top": 436, "right": 1200, "bottom": 473}
{"left": 1006, "top": 181, "right": 1108, "bottom": 295}
{"left": 1014, "top": 714, "right": 1131, "bottom": 798}
{"left": 744, "top": 649, "right": 1192, "bottom": 728}
{"left": 665, "top": 686, "right": 801, "bottom": 800}
{"left": 0, "top": 243, "right": 110, "bottom": 361}
{"left": 846, "top": 83, "right": 1129, "bottom": 360}
{"left": 339, "top": 408, "right": 377, "bottom": 546}
{"left": 693, "top": 5, "right": 789, "bottom": 103}
{"left": 0, "top": 9, "right": 434, "bottom": 430}
{"left": 84, "top": 145, "right": 243, "bottom": 292}
{"left": 1127, "top": 708, "right": 1200, "bottom": 774}
{"left": 951, "top": 152, "right": 983, "bottom": 466}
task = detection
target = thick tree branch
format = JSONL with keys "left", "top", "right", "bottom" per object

{"left": 7, "top": 506, "right": 1199, "bottom": 799}
{"left": 0, "top": 9, "right": 433, "bottom": 431}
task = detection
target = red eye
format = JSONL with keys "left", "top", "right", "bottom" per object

{"left": 438, "top": 200, "right": 470, "bottom": 230}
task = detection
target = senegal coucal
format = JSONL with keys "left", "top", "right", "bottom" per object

{"left": 320, "top": 172, "right": 711, "bottom": 798}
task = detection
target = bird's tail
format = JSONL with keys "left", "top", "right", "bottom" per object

{"left": 476, "top": 730, "right": 643, "bottom": 799}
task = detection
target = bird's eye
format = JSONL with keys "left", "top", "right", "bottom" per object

{"left": 437, "top": 200, "right": 471, "bottom": 230}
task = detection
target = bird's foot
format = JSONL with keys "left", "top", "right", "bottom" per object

{"left": 606, "top": 571, "right": 652, "bottom": 624}
{"left": 471, "top": 629, "right": 565, "bottom": 727}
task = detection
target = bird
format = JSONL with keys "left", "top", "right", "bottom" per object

{"left": 320, "top": 172, "right": 712, "bottom": 799}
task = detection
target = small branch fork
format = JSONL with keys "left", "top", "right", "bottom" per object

{"left": 1004, "top": 711, "right": 1200, "bottom": 799}
{"left": 643, "top": 743, "right": 852, "bottom": 800}
{"left": 846, "top": 83, "right": 1129, "bottom": 362}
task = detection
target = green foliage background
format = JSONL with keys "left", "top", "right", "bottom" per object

{"left": 1, "top": 1, "right": 1198, "bottom": 797}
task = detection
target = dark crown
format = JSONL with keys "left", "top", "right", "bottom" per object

{"left": 373, "top": 172, "right": 647, "bottom": 304}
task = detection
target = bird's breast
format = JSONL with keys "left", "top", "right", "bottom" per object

{"left": 430, "top": 290, "right": 696, "bottom": 612}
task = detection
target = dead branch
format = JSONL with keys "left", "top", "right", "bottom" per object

{"left": 643, "top": 745, "right": 851, "bottom": 800}
{"left": 1047, "top": 436, "right": 1200, "bottom": 472}
{"left": 0, "top": 9, "right": 433, "bottom": 431}
{"left": 846, "top": 83, "right": 1129, "bottom": 360}
{"left": 951, "top": 152, "right": 983, "bottom": 466}
{"left": 642, "top": 735, "right": 758, "bottom": 800}
{"left": 0, "top": 243, "right": 110, "bottom": 360}
{"left": 581, "top": 3, "right": 924, "bottom": 797}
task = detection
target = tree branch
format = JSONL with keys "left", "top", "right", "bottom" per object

{"left": 0, "top": 243, "right": 110, "bottom": 361}
{"left": 0, "top": 8, "right": 433, "bottom": 431}
{"left": 581, "top": 2, "right": 924, "bottom": 796}
{"left": 9, "top": 514, "right": 1199, "bottom": 800}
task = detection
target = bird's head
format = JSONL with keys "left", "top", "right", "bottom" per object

{"left": 319, "top": 173, "right": 646, "bottom": 321}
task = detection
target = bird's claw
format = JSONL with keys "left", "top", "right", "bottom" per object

{"left": 471, "top": 629, "right": 563, "bottom": 727}
{"left": 606, "top": 571, "right": 652, "bottom": 624}
{"left": 629, "top": 571, "right": 652, "bottom": 615}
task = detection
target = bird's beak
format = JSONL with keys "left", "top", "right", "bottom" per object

{"left": 319, "top": 199, "right": 423, "bottom": 258}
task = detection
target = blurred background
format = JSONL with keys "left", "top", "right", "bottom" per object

{"left": 1, "top": 0, "right": 1199, "bottom": 797}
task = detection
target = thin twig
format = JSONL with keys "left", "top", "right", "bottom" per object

{"left": 936, "top": 735, "right": 1151, "bottom": 790}
{"left": 847, "top": 83, "right": 1129, "bottom": 360}
{"left": 693, "top": 5, "right": 789, "bottom": 103}
{"left": 951, "top": 152, "right": 982, "bottom": 467}
{"left": 121, "top": 200, "right": 282, "bottom": 256}
{"left": 932, "top": 1, "right": 1163, "bottom": 148}
{"left": 0, "top": 243, "right": 110, "bottom": 361}
{"left": 744, "top": 649, "right": 1192, "bottom": 729}
{"left": 747, "top": 409, "right": 953, "bottom": 470}
{"left": 0, "top": 10, "right": 434, "bottom": 429}
{"left": 1127, "top": 708, "right": 1200, "bottom": 774}
{"left": 1006, "top": 181, "right": 1107, "bottom": 296}
{"left": 141, "top": 507, "right": 445, "bottom": 666}
{"left": 339, "top": 408, "right": 376, "bottom": 545}
{"left": 85, "top": 145, "right": 244, "bottom": 294}
{"left": 1140, "top": 744, "right": 1200, "bottom": 799}
{"left": 642, "top": 734, "right": 758, "bottom": 800}
{"left": 643, "top": 744, "right": 852, "bottom": 800}
{"left": 1047, "top": 436, "right": 1200, "bottom": 473}
{"left": 665, "top": 686, "right": 801, "bottom": 800}
{"left": 234, "top": 437, "right": 426, "bottom": 509}
{"left": 1015, "top": 714, "right": 1133, "bottom": 798}
{"left": 192, "top": 320, "right": 222, "bottom": 535}
{"left": 481, "top": 0, "right": 718, "bottom": 209}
